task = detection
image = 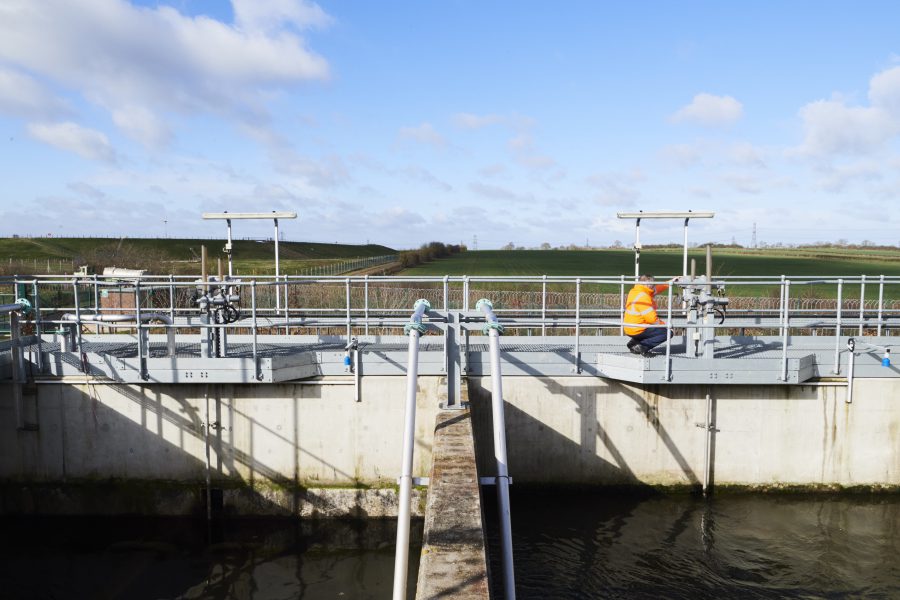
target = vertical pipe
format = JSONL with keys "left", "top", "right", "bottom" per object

{"left": 204, "top": 384, "right": 212, "bottom": 521}
{"left": 93, "top": 274, "right": 99, "bottom": 315}
{"left": 274, "top": 217, "right": 280, "bottom": 288}
{"left": 858, "top": 275, "right": 866, "bottom": 336}
{"left": 846, "top": 348, "right": 855, "bottom": 404}
{"left": 463, "top": 277, "right": 470, "bottom": 311}
{"left": 201, "top": 245, "right": 208, "bottom": 290}
{"left": 683, "top": 217, "right": 690, "bottom": 278}
{"left": 833, "top": 279, "right": 843, "bottom": 375}
{"left": 392, "top": 300, "right": 428, "bottom": 600}
{"left": 703, "top": 390, "right": 713, "bottom": 496}
{"left": 478, "top": 299, "right": 515, "bottom": 600}
{"left": 488, "top": 326, "right": 516, "bottom": 600}
{"left": 664, "top": 284, "right": 673, "bottom": 381}
{"left": 541, "top": 275, "right": 547, "bottom": 338}
{"left": 877, "top": 274, "right": 884, "bottom": 336}
{"left": 574, "top": 278, "right": 581, "bottom": 372}
{"left": 283, "top": 275, "right": 289, "bottom": 332}
{"left": 781, "top": 280, "right": 791, "bottom": 381}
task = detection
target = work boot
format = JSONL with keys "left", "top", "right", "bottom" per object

{"left": 627, "top": 339, "right": 642, "bottom": 355}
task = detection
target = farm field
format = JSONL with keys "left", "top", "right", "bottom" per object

{"left": 400, "top": 248, "right": 900, "bottom": 298}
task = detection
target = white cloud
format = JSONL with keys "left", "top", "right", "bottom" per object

{"left": 112, "top": 105, "right": 172, "bottom": 149}
{"left": 400, "top": 166, "right": 452, "bottom": 192}
{"left": 729, "top": 142, "right": 766, "bottom": 168}
{"left": 0, "top": 0, "right": 330, "bottom": 144}
{"left": 27, "top": 121, "right": 116, "bottom": 162}
{"left": 454, "top": 113, "right": 504, "bottom": 129}
{"left": 0, "top": 67, "right": 70, "bottom": 119}
{"left": 469, "top": 182, "right": 529, "bottom": 201}
{"left": 671, "top": 93, "right": 743, "bottom": 126}
{"left": 793, "top": 66, "right": 900, "bottom": 157}
{"left": 232, "top": 0, "right": 332, "bottom": 33}
{"left": 585, "top": 170, "right": 644, "bottom": 206}
{"left": 398, "top": 123, "right": 446, "bottom": 147}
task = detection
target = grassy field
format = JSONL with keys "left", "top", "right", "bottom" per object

{"left": 0, "top": 237, "right": 396, "bottom": 275}
{"left": 401, "top": 248, "right": 900, "bottom": 298}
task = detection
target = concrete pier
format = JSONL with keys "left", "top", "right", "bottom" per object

{"left": 415, "top": 409, "right": 490, "bottom": 600}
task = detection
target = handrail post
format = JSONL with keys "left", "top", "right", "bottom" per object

{"left": 32, "top": 279, "right": 43, "bottom": 373}
{"left": 780, "top": 279, "right": 790, "bottom": 381}
{"left": 72, "top": 278, "right": 82, "bottom": 352}
{"left": 168, "top": 274, "right": 176, "bottom": 320}
{"left": 345, "top": 277, "right": 351, "bottom": 341}
{"left": 574, "top": 278, "right": 581, "bottom": 373}
{"left": 664, "top": 283, "right": 673, "bottom": 381}
{"left": 858, "top": 275, "right": 866, "bottom": 336}
{"left": 251, "top": 280, "right": 259, "bottom": 380}
{"left": 541, "top": 275, "right": 547, "bottom": 338}
{"left": 392, "top": 299, "right": 430, "bottom": 600}
{"left": 477, "top": 298, "right": 516, "bottom": 600}
{"left": 619, "top": 274, "right": 625, "bottom": 336}
{"left": 877, "top": 274, "right": 884, "bottom": 336}
{"left": 364, "top": 275, "right": 370, "bottom": 337}
{"left": 833, "top": 279, "right": 843, "bottom": 375}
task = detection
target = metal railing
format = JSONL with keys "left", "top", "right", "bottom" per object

{"left": 2, "top": 273, "right": 897, "bottom": 381}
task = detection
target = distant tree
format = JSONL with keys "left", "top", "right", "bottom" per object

{"left": 611, "top": 240, "right": 623, "bottom": 248}
{"left": 501, "top": 242, "right": 515, "bottom": 250}
{"left": 540, "top": 242, "right": 551, "bottom": 250}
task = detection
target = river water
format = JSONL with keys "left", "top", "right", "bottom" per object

{"left": 485, "top": 488, "right": 900, "bottom": 599}
{"left": 0, "top": 516, "right": 421, "bottom": 599}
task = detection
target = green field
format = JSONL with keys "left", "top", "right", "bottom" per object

{"left": 0, "top": 237, "right": 396, "bottom": 275}
{"left": 401, "top": 248, "right": 900, "bottom": 298}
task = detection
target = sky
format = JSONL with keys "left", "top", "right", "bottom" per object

{"left": 1, "top": 0, "right": 900, "bottom": 249}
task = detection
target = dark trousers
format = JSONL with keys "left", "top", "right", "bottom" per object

{"left": 629, "top": 327, "right": 669, "bottom": 351}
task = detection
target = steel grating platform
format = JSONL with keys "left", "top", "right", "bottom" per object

{"left": 2, "top": 333, "right": 896, "bottom": 385}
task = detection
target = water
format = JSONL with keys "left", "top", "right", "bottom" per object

{"left": 0, "top": 516, "right": 422, "bottom": 600}
{"left": 485, "top": 488, "right": 900, "bottom": 599}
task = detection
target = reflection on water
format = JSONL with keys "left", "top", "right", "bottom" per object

{"left": 0, "top": 516, "right": 422, "bottom": 600}
{"left": 485, "top": 488, "right": 900, "bottom": 599}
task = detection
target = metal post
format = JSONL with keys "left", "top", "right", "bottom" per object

{"left": 345, "top": 277, "right": 351, "bottom": 341}
{"left": 135, "top": 281, "right": 145, "bottom": 379}
{"left": 393, "top": 299, "right": 429, "bottom": 600}
{"left": 541, "top": 275, "right": 547, "bottom": 338}
{"left": 169, "top": 274, "right": 175, "bottom": 320}
{"left": 833, "top": 279, "right": 843, "bottom": 375}
{"left": 574, "top": 278, "right": 581, "bottom": 373}
{"left": 683, "top": 217, "right": 690, "bottom": 278}
{"left": 251, "top": 280, "right": 258, "bottom": 380}
{"left": 32, "top": 280, "right": 43, "bottom": 372}
{"left": 846, "top": 346, "right": 855, "bottom": 404}
{"left": 634, "top": 217, "right": 641, "bottom": 279}
{"left": 72, "top": 279, "right": 82, "bottom": 352}
{"left": 93, "top": 274, "right": 99, "bottom": 314}
{"left": 877, "top": 274, "right": 884, "bottom": 336}
{"left": 364, "top": 275, "right": 370, "bottom": 337}
{"left": 780, "top": 280, "right": 790, "bottom": 381}
{"left": 702, "top": 390, "right": 713, "bottom": 496}
{"left": 478, "top": 299, "right": 516, "bottom": 600}
{"left": 664, "top": 284, "right": 673, "bottom": 381}
{"left": 619, "top": 274, "right": 625, "bottom": 336}
{"left": 858, "top": 275, "right": 866, "bottom": 336}
{"left": 226, "top": 218, "right": 234, "bottom": 278}
{"left": 274, "top": 217, "right": 280, "bottom": 285}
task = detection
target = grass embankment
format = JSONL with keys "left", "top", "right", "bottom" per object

{"left": 401, "top": 248, "right": 900, "bottom": 298}
{"left": 0, "top": 237, "right": 396, "bottom": 275}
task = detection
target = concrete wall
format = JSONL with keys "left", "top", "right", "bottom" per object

{"left": 0, "top": 378, "right": 444, "bottom": 487}
{"left": 468, "top": 377, "right": 900, "bottom": 488}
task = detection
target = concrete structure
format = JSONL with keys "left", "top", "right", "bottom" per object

{"left": 416, "top": 410, "right": 490, "bottom": 600}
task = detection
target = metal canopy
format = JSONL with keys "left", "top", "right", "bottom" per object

{"left": 202, "top": 212, "right": 297, "bottom": 220}
{"left": 616, "top": 210, "right": 715, "bottom": 278}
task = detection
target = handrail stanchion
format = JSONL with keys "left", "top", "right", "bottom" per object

{"left": 664, "top": 284, "right": 673, "bottom": 381}
{"left": 781, "top": 279, "right": 791, "bottom": 381}
{"left": 619, "top": 274, "right": 626, "bottom": 336}
{"left": 477, "top": 298, "right": 516, "bottom": 600}
{"left": 833, "top": 279, "right": 843, "bottom": 375}
{"left": 72, "top": 278, "right": 83, "bottom": 353}
{"left": 846, "top": 339, "right": 855, "bottom": 404}
{"left": 364, "top": 275, "right": 370, "bottom": 337}
{"left": 541, "top": 275, "right": 547, "bottom": 338}
{"left": 877, "top": 274, "right": 884, "bottom": 337}
{"left": 574, "top": 278, "right": 581, "bottom": 373}
{"left": 392, "top": 299, "right": 431, "bottom": 600}
{"left": 345, "top": 277, "right": 351, "bottom": 341}
{"left": 859, "top": 275, "right": 866, "bottom": 336}
{"left": 169, "top": 274, "right": 176, "bottom": 320}
{"left": 251, "top": 280, "right": 259, "bottom": 380}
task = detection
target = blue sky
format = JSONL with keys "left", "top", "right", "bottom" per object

{"left": 1, "top": 0, "right": 900, "bottom": 249}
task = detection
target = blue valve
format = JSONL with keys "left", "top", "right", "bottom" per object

{"left": 343, "top": 353, "right": 352, "bottom": 367}
{"left": 883, "top": 349, "right": 891, "bottom": 368}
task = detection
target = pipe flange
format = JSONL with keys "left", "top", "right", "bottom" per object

{"left": 482, "top": 321, "right": 505, "bottom": 335}
{"left": 475, "top": 298, "right": 493, "bottom": 311}
{"left": 14, "top": 298, "right": 33, "bottom": 316}
{"left": 404, "top": 322, "right": 428, "bottom": 335}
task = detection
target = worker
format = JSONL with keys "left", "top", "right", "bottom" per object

{"left": 624, "top": 274, "right": 680, "bottom": 356}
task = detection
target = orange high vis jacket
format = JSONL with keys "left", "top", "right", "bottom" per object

{"left": 623, "top": 283, "right": 669, "bottom": 336}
